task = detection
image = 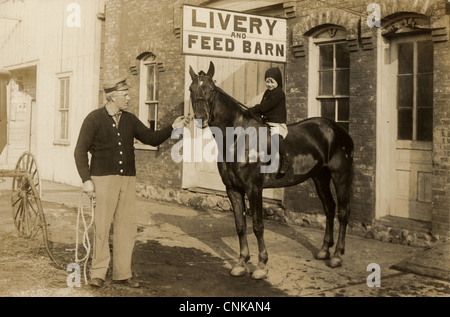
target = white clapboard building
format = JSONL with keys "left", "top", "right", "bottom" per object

{"left": 0, "top": 0, "right": 105, "bottom": 186}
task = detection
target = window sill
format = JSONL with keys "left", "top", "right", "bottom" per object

{"left": 53, "top": 140, "right": 70, "bottom": 146}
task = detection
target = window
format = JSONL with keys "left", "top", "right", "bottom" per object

{"left": 318, "top": 42, "right": 350, "bottom": 131}
{"left": 308, "top": 27, "right": 350, "bottom": 131}
{"left": 55, "top": 75, "right": 70, "bottom": 144}
{"left": 145, "top": 63, "right": 158, "bottom": 131}
{"left": 137, "top": 54, "right": 159, "bottom": 150}
{"left": 397, "top": 39, "right": 433, "bottom": 141}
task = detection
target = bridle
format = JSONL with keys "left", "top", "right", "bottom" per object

{"left": 190, "top": 74, "right": 216, "bottom": 126}
{"left": 189, "top": 73, "right": 251, "bottom": 127}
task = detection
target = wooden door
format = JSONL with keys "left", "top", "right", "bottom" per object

{"left": 183, "top": 55, "right": 284, "bottom": 200}
{"left": 1, "top": 78, "right": 32, "bottom": 169}
{"left": 390, "top": 35, "right": 433, "bottom": 221}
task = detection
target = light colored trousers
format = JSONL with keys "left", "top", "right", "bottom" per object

{"left": 267, "top": 122, "right": 288, "bottom": 139}
{"left": 90, "top": 175, "right": 137, "bottom": 281}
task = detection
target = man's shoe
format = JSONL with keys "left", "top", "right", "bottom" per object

{"left": 89, "top": 278, "right": 104, "bottom": 288}
{"left": 116, "top": 277, "right": 140, "bottom": 288}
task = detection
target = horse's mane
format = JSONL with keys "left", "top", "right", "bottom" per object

{"left": 213, "top": 85, "right": 268, "bottom": 126}
{"left": 196, "top": 70, "right": 267, "bottom": 126}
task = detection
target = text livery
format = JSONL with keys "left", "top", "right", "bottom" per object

{"left": 182, "top": 5, "right": 287, "bottom": 62}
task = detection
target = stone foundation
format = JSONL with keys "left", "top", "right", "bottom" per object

{"left": 136, "top": 183, "right": 447, "bottom": 249}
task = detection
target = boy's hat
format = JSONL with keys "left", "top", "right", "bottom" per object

{"left": 265, "top": 67, "right": 283, "bottom": 88}
{"left": 103, "top": 76, "right": 129, "bottom": 93}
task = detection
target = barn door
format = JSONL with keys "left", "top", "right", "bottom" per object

{"left": 389, "top": 35, "right": 433, "bottom": 221}
{"left": 183, "top": 56, "right": 284, "bottom": 200}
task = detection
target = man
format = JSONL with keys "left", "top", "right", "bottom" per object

{"left": 74, "top": 76, "right": 188, "bottom": 288}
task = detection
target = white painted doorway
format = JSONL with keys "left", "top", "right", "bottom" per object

{"left": 378, "top": 33, "right": 433, "bottom": 222}
{"left": 0, "top": 67, "right": 37, "bottom": 170}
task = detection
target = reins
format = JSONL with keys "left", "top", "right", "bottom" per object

{"left": 75, "top": 192, "right": 95, "bottom": 285}
{"left": 214, "top": 86, "right": 249, "bottom": 110}
{"left": 190, "top": 74, "right": 268, "bottom": 127}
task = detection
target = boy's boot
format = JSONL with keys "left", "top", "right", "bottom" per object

{"left": 276, "top": 136, "right": 290, "bottom": 178}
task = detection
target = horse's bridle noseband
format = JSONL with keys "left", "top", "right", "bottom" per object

{"left": 191, "top": 74, "right": 216, "bottom": 126}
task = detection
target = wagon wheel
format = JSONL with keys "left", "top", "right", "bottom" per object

{"left": 10, "top": 152, "right": 62, "bottom": 268}
{"left": 11, "top": 151, "right": 43, "bottom": 238}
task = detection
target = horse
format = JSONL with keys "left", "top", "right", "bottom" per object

{"left": 188, "top": 61, "right": 354, "bottom": 279}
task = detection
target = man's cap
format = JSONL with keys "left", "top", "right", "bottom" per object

{"left": 103, "top": 76, "right": 129, "bottom": 93}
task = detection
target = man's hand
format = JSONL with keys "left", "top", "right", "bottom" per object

{"left": 82, "top": 180, "right": 95, "bottom": 198}
{"left": 172, "top": 116, "right": 190, "bottom": 129}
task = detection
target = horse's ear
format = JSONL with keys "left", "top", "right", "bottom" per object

{"left": 207, "top": 62, "right": 215, "bottom": 78}
{"left": 189, "top": 66, "right": 196, "bottom": 80}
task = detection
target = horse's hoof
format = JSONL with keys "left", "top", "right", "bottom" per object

{"left": 316, "top": 250, "right": 330, "bottom": 260}
{"left": 251, "top": 268, "right": 268, "bottom": 280}
{"left": 230, "top": 265, "right": 247, "bottom": 277}
{"left": 329, "top": 256, "right": 343, "bottom": 268}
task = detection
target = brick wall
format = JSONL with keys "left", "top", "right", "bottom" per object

{"left": 283, "top": 0, "right": 449, "bottom": 231}
{"left": 347, "top": 47, "right": 377, "bottom": 223}
{"left": 103, "top": 0, "right": 202, "bottom": 189}
{"left": 432, "top": 24, "right": 450, "bottom": 237}
{"left": 283, "top": 0, "right": 378, "bottom": 223}
{"left": 283, "top": 29, "right": 321, "bottom": 217}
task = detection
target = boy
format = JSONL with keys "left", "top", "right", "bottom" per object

{"left": 248, "top": 67, "right": 289, "bottom": 177}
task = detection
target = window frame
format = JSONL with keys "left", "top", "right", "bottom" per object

{"left": 307, "top": 27, "right": 350, "bottom": 131}
{"left": 54, "top": 72, "right": 72, "bottom": 145}
{"left": 393, "top": 35, "right": 433, "bottom": 145}
{"left": 136, "top": 59, "right": 159, "bottom": 151}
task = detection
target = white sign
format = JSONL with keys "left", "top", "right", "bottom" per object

{"left": 182, "top": 5, "right": 286, "bottom": 63}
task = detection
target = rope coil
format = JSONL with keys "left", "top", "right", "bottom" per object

{"left": 75, "top": 192, "right": 95, "bottom": 285}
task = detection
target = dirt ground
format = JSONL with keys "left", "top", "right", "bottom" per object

{"left": 0, "top": 196, "right": 290, "bottom": 297}
{"left": 1, "top": 186, "right": 449, "bottom": 299}
{"left": 0, "top": 233, "right": 289, "bottom": 297}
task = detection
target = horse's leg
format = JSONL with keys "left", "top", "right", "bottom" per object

{"left": 329, "top": 167, "right": 352, "bottom": 268}
{"left": 247, "top": 186, "right": 268, "bottom": 279}
{"left": 227, "top": 187, "right": 250, "bottom": 277}
{"left": 312, "top": 168, "right": 336, "bottom": 261}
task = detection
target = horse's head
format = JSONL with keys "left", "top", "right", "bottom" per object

{"left": 189, "top": 62, "right": 216, "bottom": 129}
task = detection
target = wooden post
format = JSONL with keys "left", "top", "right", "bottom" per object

{"left": 0, "top": 69, "right": 11, "bottom": 155}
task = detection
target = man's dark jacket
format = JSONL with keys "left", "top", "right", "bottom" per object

{"left": 74, "top": 107, "right": 173, "bottom": 183}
